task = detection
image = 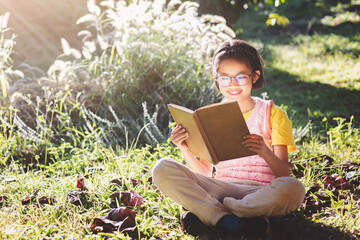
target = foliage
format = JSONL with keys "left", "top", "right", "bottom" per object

{"left": 0, "top": 13, "right": 24, "bottom": 106}
{"left": 266, "top": 13, "right": 290, "bottom": 28}
{"left": 17, "top": 0, "right": 236, "bottom": 146}
{"left": 321, "top": 11, "right": 360, "bottom": 26}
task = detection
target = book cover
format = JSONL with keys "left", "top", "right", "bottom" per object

{"left": 167, "top": 101, "right": 256, "bottom": 164}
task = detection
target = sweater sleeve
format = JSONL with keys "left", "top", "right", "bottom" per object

{"left": 270, "top": 105, "right": 296, "bottom": 152}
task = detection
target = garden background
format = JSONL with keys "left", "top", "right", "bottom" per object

{"left": 0, "top": 0, "right": 359, "bottom": 239}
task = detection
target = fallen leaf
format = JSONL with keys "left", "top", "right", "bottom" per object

{"left": 142, "top": 166, "right": 150, "bottom": 174}
{"left": 110, "top": 178, "right": 141, "bottom": 187}
{"left": 88, "top": 207, "right": 137, "bottom": 234}
{"left": 21, "top": 188, "right": 39, "bottom": 205}
{"left": 36, "top": 196, "right": 56, "bottom": 207}
{"left": 147, "top": 176, "right": 153, "bottom": 184}
{"left": 109, "top": 190, "right": 143, "bottom": 207}
{"left": 306, "top": 155, "right": 335, "bottom": 167}
{"left": 77, "top": 177, "right": 88, "bottom": 191}
{"left": 0, "top": 195, "right": 8, "bottom": 207}
{"left": 290, "top": 162, "right": 307, "bottom": 178}
{"left": 67, "top": 190, "right": 87, "bottom": 206}
{"left": 307, "top": 183, "right": 321, "bottom": 194}
{"left": 322, "top": 174, "right": 352, "bottom": 190}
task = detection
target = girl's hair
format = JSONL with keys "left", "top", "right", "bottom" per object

{"left": 212, "top": 39, "right": 265, "bottom": 90}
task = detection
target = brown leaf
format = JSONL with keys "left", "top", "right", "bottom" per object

{"left": 88, "top": 207, "right": 137, "bottom": 234}
{"left": 307, "top": 183, "right": 321, "bottom": 194}
{"left": 111, "top": 178, "right": 141, "bottom": 187}
{"left": 67, "top": 190, "right": 87, "bottom": 206}
{"left": 322, "top": 174, "right": 353, "bottom": 190}
{"left": 147, "top": 176, "right": 153, "bottom": 184}
{"left": 0, "top": 195, "right": 8, "bottom": 207}
{"left": 290, "top": 162, "right": 307, "bottom": 178}
{"left": 36, "top": 196, "right": 56, "bottom": 207}
{"left": 142, "top": 166, "right": 150, "bottom": 174}
{"left": 21, "top": 188, "right": 39, "bottom": 205}
{"left": 309, "top": 155, "right": 334, "bottom": 167}
{"left": 109, "top": 190, "right": 143, "bottom": 207}
{"left": 303, "top": 183, "right": 333, "bottom": 217}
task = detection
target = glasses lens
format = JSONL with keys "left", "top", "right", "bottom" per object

{"left": 217, "top": 76, "right": 231, "bottom": 87}
{"left": 235, "top": 74, "right": 251, "bottom": 86}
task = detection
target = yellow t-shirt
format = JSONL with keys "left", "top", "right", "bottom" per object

{"left": 243, "top": 104, "right": 296, "bottom": 153}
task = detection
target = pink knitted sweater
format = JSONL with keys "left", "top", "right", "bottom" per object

{"left": 214, "top": 97, "right": 276, "bottom": 185}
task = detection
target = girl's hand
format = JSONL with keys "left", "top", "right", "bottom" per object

{"left": 170, "top": 125, "right": 189, "bottom": 151}
{"left": 242, "top": 134, "right": 271, "bottom": 158}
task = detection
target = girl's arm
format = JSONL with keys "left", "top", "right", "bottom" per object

{"left": 170, "top": 125, "right": 213, "bottom": 177}
{"left": 243, "top": 134, "right": 291, "bottom": 177}
{"left": 179, "top": 148, "right": 213, "bottom": 177}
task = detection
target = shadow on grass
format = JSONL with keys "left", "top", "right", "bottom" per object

{"left": 185, "top": 212, "right": 354, "bottom": 240}
{"left": 270, "top": 212, "right": 354, "bottom": 240}
{"left": 252, "top": 64, "right": 360, "bottom": 128}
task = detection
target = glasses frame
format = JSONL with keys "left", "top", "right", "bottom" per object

{"left": 215, "top": 73, "right": 253, "bottom": 87}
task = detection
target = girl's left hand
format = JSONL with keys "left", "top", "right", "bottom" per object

{"left": 242, "top": 134, "right": 271, "bottom": 158}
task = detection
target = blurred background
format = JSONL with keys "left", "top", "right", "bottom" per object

{"left": 0, "top": 0, "right": 88, "bottom": 67}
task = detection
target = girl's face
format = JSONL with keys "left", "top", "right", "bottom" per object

{"left": 216, "top": 58, "right": 260, "bottom": 102}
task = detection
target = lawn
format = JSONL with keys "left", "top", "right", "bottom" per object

{"left": 0, "top": 0, "right": 359, "bottom": 239}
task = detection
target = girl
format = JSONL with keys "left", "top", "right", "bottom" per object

{"left": 152, "top": 40, "right": 305, "bottom": 239}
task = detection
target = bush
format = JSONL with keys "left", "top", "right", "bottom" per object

{"left": 44, "top": 0, "right": 236, "bottom": 145}
{"left": 8, "top": 0, "right": 236, "bottom": 148}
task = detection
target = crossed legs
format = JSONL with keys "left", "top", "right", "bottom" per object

{"left": 152, "top": 158, "right": 305, "bottom": 226}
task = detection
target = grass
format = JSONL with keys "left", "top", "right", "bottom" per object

{"left": 0, "top": 119, "right": 359, "bottom": 239}
{"left": 0, "top": 142, "right": 189, "bottom": 239}
{"left": 241, "top": 4, "right": 360, "bottom": 128}
{"left": 1, "top": 0, "right": 360, "bottom": 239}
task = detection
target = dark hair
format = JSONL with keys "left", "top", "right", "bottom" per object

{"left": 212, "top": 39, "right": 265, "bottom": 90}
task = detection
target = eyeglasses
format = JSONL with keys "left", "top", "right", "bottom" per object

{"left": 215, "top": 73, "right": 252, "bottom": 87}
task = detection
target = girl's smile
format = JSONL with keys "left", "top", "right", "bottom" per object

{"left": 227, "top": 89, "right": 242, "bottom": 95}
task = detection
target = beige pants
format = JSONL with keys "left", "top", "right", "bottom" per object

{"left": 152, "top": 158, "right": 306, "bottom": 226}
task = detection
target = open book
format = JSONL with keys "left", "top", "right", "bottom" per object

{"left": 167, "top": 101, "right": 256, "bottom": 165}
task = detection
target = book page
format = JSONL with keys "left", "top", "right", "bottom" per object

{"left": 167, "top": 104, "right": 213, "bottom": 163}
{"left": 195, "top": 101, "right": 256, "bottom": 161}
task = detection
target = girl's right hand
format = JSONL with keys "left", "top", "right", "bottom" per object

{"left": 170, "top": 125, "right": 189, "bottom": 151}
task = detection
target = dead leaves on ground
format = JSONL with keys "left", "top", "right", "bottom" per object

{"left": 67, "top": 178, "right": 89, "bottom": 207}
{"left": 82, "top": 173, "right": 158, "bottom": 235}
{"left": 109, "top": 190, "right": 144, "bottom": 207}
{"left": 87, "top": 178, "right": 147, "bottom": 235}
{"left": 88, "top": 207, "right": 137, "bottom": 234}
{"left": 0, "top": 195, "right": 8, "bottom": 207}
{"left": 291, "top": 155, "right": 360, "bottom": 217}
{"left": 21, "top": 188, "right": 56, "bottom": 207}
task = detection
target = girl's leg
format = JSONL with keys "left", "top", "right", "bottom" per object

{"left": 222, "top": 176, "right": 305, "bottom": 218}
{"left": 152, "top": 158, "right": 263, "bottom": 226}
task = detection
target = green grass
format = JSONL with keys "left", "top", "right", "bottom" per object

{"left": 1, "top": 0, "right": 360, "bottom": 239}
{"left": 0, "top": 119, "right": 359, "bottom": 239}
{"left": 0, "top": 142, "right": 188, "bottom": 239}
{"left": 245, "top": 9, "right": 360, "bottom": 128}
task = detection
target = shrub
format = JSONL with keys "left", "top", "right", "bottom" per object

{"left": 8, "top": 0, "right": 236, "bottom": 148}
{"left": 0, "top": 13, "right": 24, "bottom": 107}
{"left": 44, "top": 0, "right": 235, "bottom": 144}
